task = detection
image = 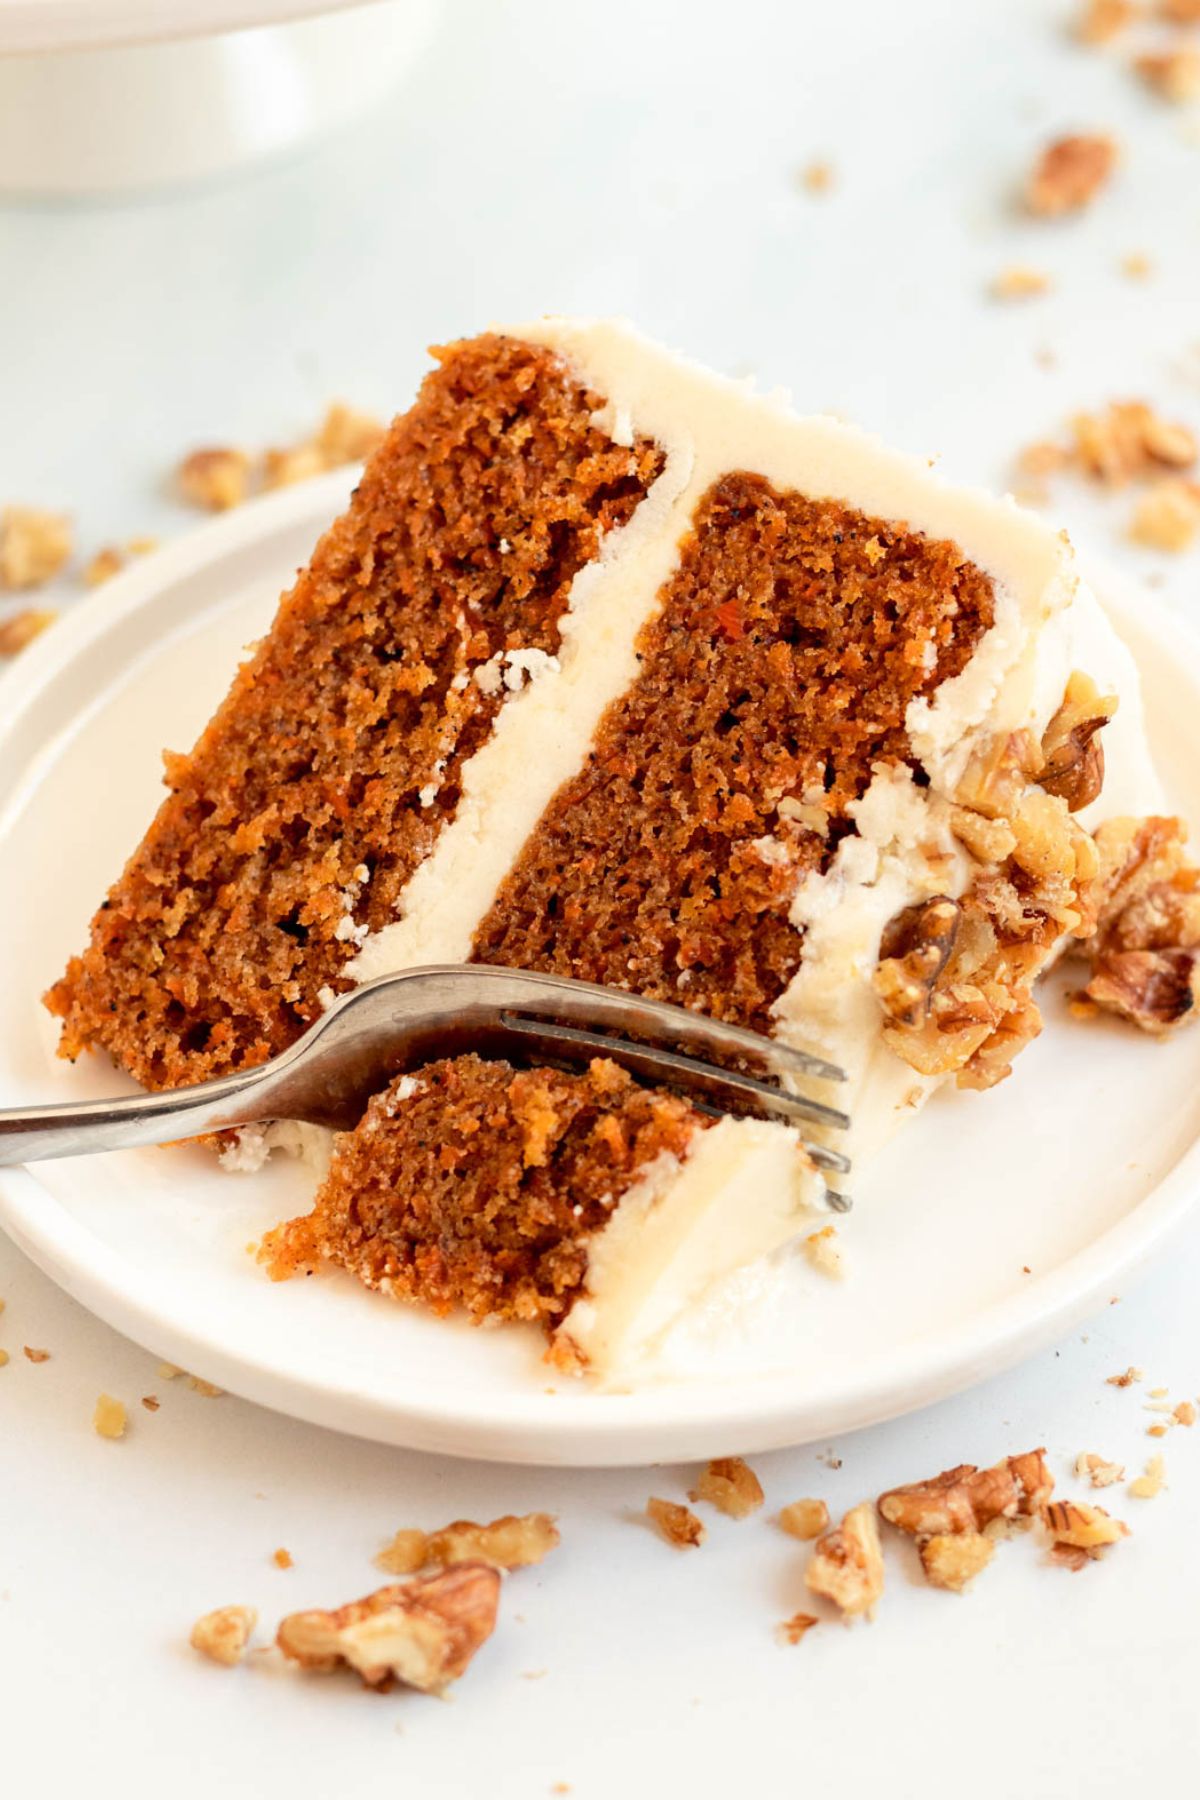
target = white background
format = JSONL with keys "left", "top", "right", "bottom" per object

{"left": 3, "top": 1, "right": 1200, "bottom": 1794}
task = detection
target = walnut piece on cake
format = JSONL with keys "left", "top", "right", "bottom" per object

{"left": 688, "top": 1457, "right": 764, "bottom": 1519}
{"left": 646, "top": 1498, "right": 705, "bottom": 1548}
{"left": 804, "top": 1502, "right": 884, "bottom": 1618}
{"left": 276, "top": 1565, "right": 501, "bottom": 1693}
{"left": 879, "top": 1449, "right": 1053, "bottom": 1541}
{"left": 0, "top": 506, "right": 72, "bottom": 590}
{"left": 1025, "top": 134, "right": 1117, "bottom": 215}
{"left": 190, "top": 1605, "right": 258, "bottom": 1666}
{"left": 1073, "top": 815, "right": 1200, "bottom": 1031}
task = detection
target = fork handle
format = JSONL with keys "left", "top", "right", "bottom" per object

{"left": 0, "top": 1064, "right": 275, "bottom": 1166}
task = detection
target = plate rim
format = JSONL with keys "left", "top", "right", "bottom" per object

{"left": 2, "top": 484, "right": 1199, "bottom": 1467}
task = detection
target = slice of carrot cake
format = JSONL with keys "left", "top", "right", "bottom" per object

{"left": 46, "top": 319, "right": 1199, "bottom": 1384}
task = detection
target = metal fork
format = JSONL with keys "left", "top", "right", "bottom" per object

{"left": 0, "top": 966, "right": 852, "bottom": 1205}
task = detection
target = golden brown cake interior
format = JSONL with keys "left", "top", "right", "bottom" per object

{"left": 261, "top": 1055, "right": 710, "bottom": 1329}
{"left": 46, "top": 336, "right": 663, "bottom": 1089}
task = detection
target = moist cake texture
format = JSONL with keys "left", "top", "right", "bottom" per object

{"left": 45, "top": 318, "right": 1200, "bottom": 1385}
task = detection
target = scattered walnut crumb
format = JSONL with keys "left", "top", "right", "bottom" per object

{"left": 0, "top": 1349, "right": 9, "bottom": 1368}
{"left": 376, "top": 1529, "right": 429, "bottom": 1577}
{"left": 1018, "top": 440, "right": 1071, "bottom": 483}
{"left": 1075, "top": 0, "right": 1136, "bottom": 41}
{"left": 1174, "top": 1401, "right": 1196, "bottom": 1426}
{"left": 803, "top": 1225, "right": 844, "bottom": 1278}
{"left": 1148, "top": 1385, "right": 1169, "bottom": 1397}
{"left": 1129, "top": 1454, "right": 1167, "bottom": 1498}
{"left": 0, "top": 607, "right": 56, "bottom": 657}
{"left": 83, "top": 537, "right": 159, "bottom": 588}
{"left": 262, "top": 443, "right": 328, "bottom": 491}
{"left": 22, "top": 1346, "right": 49, "bottom": 1363}
{"left": 919, "top": 1531, "right": 995, "bottom": 1593}
{"left": 778, "top": 1498, "right": 830, "bottom": 1541}
{"left": 1136, "top": 47, "right": 1200, "bottom": 101}
{"left": 1130, "top": 478, "right": 1200, "bottom": 551}
{"left": 991, "top": 265, "right": 1051, "bottom": 301}
{"left": 141, "top": 1395, "right": 160, "bottom": 1412}
{"left": 797, "top": 159, "right": 834, "bottom": 194}
{"left": 805, "top": 1503, "right": 884, "bottom": 1618}
{"left": 273, "top": 1548, "right": 294, "bottom": 1570}
{"left": 1147, "top": 1422, "right": 1169, "bottom": 1437}
{"left": 191, "top": 1604, "right": 257, "bottom": 1666}
{"left": 277, "top": 1566, "right": 500, "bottom": 1694}
{"left": 1107, "top": 1365, "right": 1143, "bottom": 1387}
{"left": 93, "top": 1394, "right": 126, "bottom": 1439}
{"left": 689, "top": 1457, "right": 765, "bottom": 1520}
{"left": 1076, "top": 1452, "right": 1125, "bottom": 1488}
{"left": 1072, "top": 402, "right": 1197, "bottom": 484}
{"left": 1025, "top": 133, "right": 1118, "bottom": 216}
{"left": 1120, "top": 251, "right": 1153, "bottom": 280}
{"left": 0, "top": 506, "right": 72, "bottom": 590}
{"left": 188, "top": 1376, "right": 224, "bottom": 1397}
{"left": 424, "top": 1514, "right": 560, "bottom": 1571}
{"left": 778, "top": 1611, "right": 820, "bottom": 1645}
{"left": 177, "top": 447, "right": 251, "bottom": 512}
{"left": 646, "top": 1497, "right": 705, "bottom": 1549}
{"left": 1041, "top": 1499, "right": 1129, "bottom": 1561}
{"left": 879, "top": 1450, "right": 1053, "bottom": 1541}
{"left": 157, "top": 1361, "right": 183, "bottom": 1380}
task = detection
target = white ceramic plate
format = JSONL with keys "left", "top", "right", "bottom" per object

{"left": 3, "top": 473, "right": 1200, "bottom": 1466}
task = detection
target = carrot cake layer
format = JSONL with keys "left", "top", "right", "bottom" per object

{"left": 46, "top": 334, "right": 663, "bottom": 1089}
{"left": 47, "top": 318, "right": 1198, "bottom": 1387}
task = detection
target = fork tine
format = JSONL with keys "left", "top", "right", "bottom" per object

{"left": 497, "top": 1013, "right": 852, "bottom": 1174}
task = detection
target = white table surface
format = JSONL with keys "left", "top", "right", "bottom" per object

{"left": 3, "top": 2, "right": 1200, "bottom": 1794}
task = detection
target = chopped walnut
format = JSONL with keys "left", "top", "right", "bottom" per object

{"left": 262, "top": 443, "right": 328, "bottom": 491}
{"left": 879, "top": 1450, "right": 1053, "bottom": 1540}
{"left": 1107, "top": 1365, "right": 1143, "bottom": 1386}
{"left": 1074, "top": 815, "right": 1200, "bottom": 1031}
{"left": 688, "top": 1457, "right": 765, "bottom": 1519}
{"left": 1025, "top": 134, "right": 1117, "bottom": 216}
{"left": 190, "top": 1604, "right": 257, "bottom": 1666}
{"left": 315, "top": 402, "right": 386, "bottom": 467}
{"left": 1041, "top": 1499, "right": 1128, "bottom": 1559}
{"left": 1076, "top": 1453, "right": 1125, "bottom": 1488}
{"left": 1175, "top": 1401, "right": 1196, "bottom": 1426}
{"left": 141, "top": 1395, "right": 160, "bottom": 1412}
{"left": 1075, "top": 0, "right": 1136, "bottom": 40}
{"left": 1136, "top": 47, "right": 1200, "bottom": 101}
{"left": 805, "top": 1503, "right": 884, "bottom": 1618}
{"left": 991, "top": 266, "right": 1051, "bottom": 301}
{"left": 1037, "top": 672, "right": 1116, "bottom": 812}
{"left": 83, "top": 538, "right": 158, "bottom": 588}
{"left": 375, "top": 1529, "right": 430, "bottom": 1576}
{"left": 0, "top": 506, "right": 72, "bottom": 589}
{"left": 0, "top": 1350, "right": 9, "bottom": 1368}
{"left": 874, "top": 896, "right": 961, "bottom": 1030}
{"left": 0, "top": 607, "right": 56, "bottom": 657}
{"left": 273, "top": 1548, "right": 294, "bottom": 1570}
{"left": 93, "top": 1394, "right": 126, "bottom": 1440}
{"left": 189, "top": 1376, "right": 225, "bottom": 1397}
{"left": 778, "top": 1498, "right": 831, "bottom": 1541}
{"left": 277, "top": 1565, "right": 500, "bottom": 1694}
{"left": 423, "top": 1514, "right": 560, "bottom": 1571}
{"left": 1129, "top": 1454, "right": 1166, "bottom": 1498}
{"left": 1130, "top": 478, "right": 1200, "bottom": 552}
{"left": 778, "top": 1611, "right": 820, "bottom": 1645}
{"left": 919, "top": 1531, "right": 995, "bottom": 1593}
{"left": 1070, "top": 402, "right": 1197, "bottom": 485}
{"left": 178, "top": 447, "right": 251, "bottom": 512}
{"left": 646, "top": 1497, "right": 705, "bottom": 1548}
{"left": 22, "top": 1346, "right": 49, "bottom": 1363}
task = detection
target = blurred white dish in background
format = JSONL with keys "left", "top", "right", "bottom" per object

{"left": 0, "top": 0, "right": 440, "bottom": 196}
